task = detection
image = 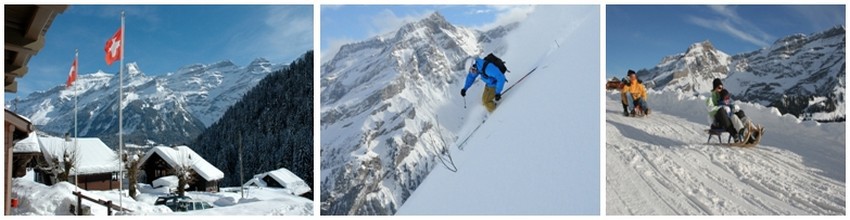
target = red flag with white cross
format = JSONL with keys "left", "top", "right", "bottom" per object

{"left": 104, "top": 28, "right": 122, "bottom": 65}
{"left": 65, "top": 57, "right": 78, "bottom": 88}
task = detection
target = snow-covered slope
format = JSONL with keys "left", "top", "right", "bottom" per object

{"left": 11, "top": 59, "right": 284, "bottom": 147}
{"left": 639, "top": 26, "right": 845, "bottom": 121}
{"left": 396, "top": 5, "right": 600, "bottom": 215}
{"left": 605, "top": 90, "right": 845, "bottom": 215}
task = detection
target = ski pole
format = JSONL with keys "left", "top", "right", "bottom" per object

{"left": 463, "top": 96, "right": 467, "bottom": 109}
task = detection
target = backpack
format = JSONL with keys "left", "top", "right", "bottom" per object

{"left": 481, "top": 53, "right": 509, "bottom": 78}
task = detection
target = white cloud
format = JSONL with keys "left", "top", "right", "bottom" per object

{"left": 72, "top": 6, "right": 161, "bottom": 32}
{"left": 688, "top": 6, "right": 772, "bottom": 48}
{"left": 790, "top": 6, "right": 845, "bottom": 32}
{"left": 475, "top": 5, "right": 536, "bottom": 31}
{"left": 468, "top": 8, "right": 493, "bottom": 15}
{"left": 321, "top": 37, "right": 355, "bottom": 65}
{"left": 707, "top": 5, "right": 741, "bottom": 23}
{"left": 367, "top": 9, "right": 433, "bottom": 37}
{"left": 689, "top": 16, "right": 770, "bottom": 47}
{"left": 227, "top": 6, "right": 313, "bottom": 64}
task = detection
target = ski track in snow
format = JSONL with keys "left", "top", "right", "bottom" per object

{"left": 605, "top": 93, "right": 845, "bottom": 215}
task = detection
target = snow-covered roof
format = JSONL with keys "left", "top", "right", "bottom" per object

{"left": 244, "top": 168, "right": 310, "bottom": 195}
{"left": 38, "top": 136, "right": 120, "bottom": 175}
{"left": 152, "top": 175, "right": 179, "bottom": 189}
{"left": 13, "top": 132, "right": 40, "bottom": 153}
{"left": 140, "top": 146, "right": 224, "bottom": 181}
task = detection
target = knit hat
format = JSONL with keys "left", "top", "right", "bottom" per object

{"left": 712, "top": 78, "right": 723, "bottom": 90}
{"left": 627, "top": 69, "right": 636, "bottom": 76}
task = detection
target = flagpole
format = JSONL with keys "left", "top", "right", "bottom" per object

{"left": 118, "top": 10, "right": 125, "bottom": 211}
{"left": 74, "top": 49, "right": 79, "bottom": 193}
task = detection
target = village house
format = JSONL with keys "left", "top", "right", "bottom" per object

{"left": 138, "top": 145, "right": 224, "bottom": 192}
{"left": 11, "top": 132, "right": 40, "bottom": 178}
{"left": 35, "top": 136, "right": 121, "bottom": 191}
{"left": 243, "top": 168, "right": 310, "bottom": 197}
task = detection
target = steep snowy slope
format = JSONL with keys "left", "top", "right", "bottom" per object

{"left": 605, "top": 91, "right": 845, "bottom": 215}
{"left": 397, "top": 6, "right": 600, "bottom": 215}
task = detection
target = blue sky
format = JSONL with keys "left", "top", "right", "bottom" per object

{"left": 7, "top": 5, "right": 312, "bottom": 100}
{"left": 607, "top": 5, "right": 845, "bottom": 79}
{"left": 321, "top": 5, "right": 534, "bottom": 62}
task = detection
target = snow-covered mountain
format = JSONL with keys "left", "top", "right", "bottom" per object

{"left": 319, "top": 12, "right": 524, "bottom": 215}
{"left": 321, "top": 7, "right": 600, "bottom": 215}
{"left": 638, "top": 40, "right": 732, "bottom": 94}
{"left": 638, "top": 26, "right": 845, "bottom": 121}
{"left": 605, "top": 90, "right": 845, "bottom": 214}
{"left": 11, "top": 59, "right": 284, "bottom": 147}
{"left": 320, "top": 12, "right": 484, "bottom": 215}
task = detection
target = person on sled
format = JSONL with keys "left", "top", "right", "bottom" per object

{"left": 460, "top": 55, "right": 507, "bottom": 113}
{"left": 707, "top": 78, "right": 759, "bottom": 143}
{"left": 620, "top": 70, "right": 650, "bottom": 116}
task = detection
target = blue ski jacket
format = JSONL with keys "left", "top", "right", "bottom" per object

{"left": 462, "top": 57, "right": 506, "bottom": 95}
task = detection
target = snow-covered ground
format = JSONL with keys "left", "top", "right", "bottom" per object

{"left": 10, "top": 178, "right": 312, "bottom": 215}
{"left": 397, "top": 5, "right": 600, "bottom": 215}
{"left": 606, "top": 90, "right": 845, "bottom": 215}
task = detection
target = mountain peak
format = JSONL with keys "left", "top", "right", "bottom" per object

{"left": 686, "top": 40, "right": 716, "bottom": 54}
{"left": 126, "top": 62, "right": 144, "bottom": 77}
{"left": 772, "top": 33, "right": 807, "bottom": 46}
{"left": 247, "top": 57, "right": 272, "bottom": 72}
{"left": 176, "top": 63, "right": 205, "bottom": 74}
{"left": 249, "top": 57, "right": 270, "bottom": 66}
{"left": 395, "top": 11, "right": 453, "bottom": 38}
{"left": 248, "top": 57, "right": 271, "bottom": 67}
{"left": 425, "top": 11, "right": 446, "bottom": 23}
{"left": 209, "top": 60, "right": 236, "bottom": 69}
{"left": 809, "top": 25, "right": 845, "bottom": 41}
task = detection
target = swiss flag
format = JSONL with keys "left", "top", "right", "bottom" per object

{"left": 65, "top": 57, "right": 78, "bottom": 88}
{"left": 104, "top": 28, "right": 122, "bottom": 65}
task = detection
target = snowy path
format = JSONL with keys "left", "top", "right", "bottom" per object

{"left": 606, "top": 93, "right": 845, "bottom": 215}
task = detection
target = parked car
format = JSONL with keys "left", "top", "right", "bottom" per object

{"left": 173, "top": 200, "right": 214, "bottom": 212}
{"left": 154, "top": 195, "right": 191, "bottom": 206}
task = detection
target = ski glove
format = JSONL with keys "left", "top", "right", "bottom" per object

{"left": 495, "top": 94, "right": 502, "bottom": 101}
{"left": 460, "top": 89, "right": 467, "bottom": 97}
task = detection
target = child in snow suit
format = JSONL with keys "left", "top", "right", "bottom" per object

{"left": 460, "top": 57, "right": 507, "bottom": 112}
{"left": 717, "top": 89, "right": 735, "bottom": 118}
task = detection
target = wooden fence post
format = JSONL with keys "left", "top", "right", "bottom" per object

{"left": 75, "top": 192, "right": 81, "bottom": 215}
{"left": 106, "top": 201, "right": 112, "bottom": 216}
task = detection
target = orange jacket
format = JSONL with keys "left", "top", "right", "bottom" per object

{"left": 621, "top": 80, "right": 647, "bottom": 100}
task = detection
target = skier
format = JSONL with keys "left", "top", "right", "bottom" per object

{"left": 620, "top": 70, "right": 650, "bottom": 116}
{"left": 460, "top": 55, "right": 507, "bottom": 113}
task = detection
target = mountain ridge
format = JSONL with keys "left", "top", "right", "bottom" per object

{"left": 10, "top": 57, "right": 286, "bottom": 147}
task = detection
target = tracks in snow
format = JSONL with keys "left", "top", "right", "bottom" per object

{"left": 606, "top": 99, "right": 845, "bottom": 215}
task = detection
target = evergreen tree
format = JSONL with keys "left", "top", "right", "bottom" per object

{"left": 192, "top": 51, "right": 314, "bottom": 199}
